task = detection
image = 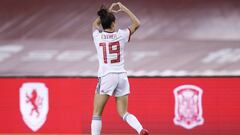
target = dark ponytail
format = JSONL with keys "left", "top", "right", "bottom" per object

{"left": 97, "top": 5, "right": 115, "bottom": 30}
{"left": 97, "top": 6, "right": 108, "bottom": 18}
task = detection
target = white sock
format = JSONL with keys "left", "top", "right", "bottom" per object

{"left": 123, "top": 112, "right": 143, "bottom": 134}
{"left": 91, "top": 116, "right": 102, "bottom": 135}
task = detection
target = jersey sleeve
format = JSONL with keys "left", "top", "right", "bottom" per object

{"left": 92, "top": 29, "right": 100, "bottom": 38}
{"left": 119, "top": 28, "right": 131, "bottom": 43}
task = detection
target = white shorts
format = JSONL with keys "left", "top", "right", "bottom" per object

{"left": 96, "top": 73, "right": 130, "bottom": 97}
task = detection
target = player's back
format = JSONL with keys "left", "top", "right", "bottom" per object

{"left": 93, "top": 29, "right": 131, "bottom": 77}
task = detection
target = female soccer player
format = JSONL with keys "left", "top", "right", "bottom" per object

{"left": 91, "top": 2, "right": 149, "bottom": 135}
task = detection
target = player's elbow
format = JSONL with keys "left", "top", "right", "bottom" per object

{"left": 135, "top": 20, "right": 140, "bottom": 28}
{"left": 134, "top": 21, "right": 140, "bottom": 30}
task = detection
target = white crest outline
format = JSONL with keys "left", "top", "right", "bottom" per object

{"left": 173, "top": 84, "right": 204, "bottom": 129}
{"left": 20, "top": 82, "right": 49, "bottom": 132}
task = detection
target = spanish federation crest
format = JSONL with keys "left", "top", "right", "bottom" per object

{"left": 173, "top": 85, "right": 204, "bottom": 129}
{"left": 20, "top": 82, "right": 49, "bottom": 132}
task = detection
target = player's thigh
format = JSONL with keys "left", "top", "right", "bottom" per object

{"left": 93, "top": 93, "right": 110, "bottom": 116}
{"left": 98, "top": 74, "right": 118, "bottom": 96}
{"left": 116, "top": 95, "right": 128, "bottom": 117}
{"left": 114, "top": 73, "right": 130, "bottom": 97}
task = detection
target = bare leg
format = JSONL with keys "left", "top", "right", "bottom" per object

{"left": 116, "top": 95, "right": 128, "bottom": 117}
{"left": 93, "top": 93, "right": 109, "bottom": 116}
{"left": 91, "top": 93, "right": 109, "bottom": 135}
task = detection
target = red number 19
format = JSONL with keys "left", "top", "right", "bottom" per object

{"left": 99, "top": 41, "right": 120, "bottom": 64}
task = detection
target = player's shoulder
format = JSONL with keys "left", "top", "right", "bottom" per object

{"left": 93, "top": 29, "right": 103, "bottom": 37}
{"left": 117, "top": 28, "right": 130, "bottom": 36}
{"left": 118, "top": 28, "right": 127, "bottom": 33}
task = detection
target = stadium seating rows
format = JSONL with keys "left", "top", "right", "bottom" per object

{"left": 0, "top": 0, "right": 239, "bottom": 76}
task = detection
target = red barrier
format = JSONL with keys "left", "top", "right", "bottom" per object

{"left": 0, "top": 77, "right": 240, "bottom": 134}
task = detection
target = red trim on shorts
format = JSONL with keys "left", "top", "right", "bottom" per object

{"left": 127, "top": 28, "right": 132, "bottom": 42}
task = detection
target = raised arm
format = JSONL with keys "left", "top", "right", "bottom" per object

{"left": 118, "top": 2, "right": 140, "bottom": 35}
{"left": 92, "top": 17, "right": 101, "bottom": 32}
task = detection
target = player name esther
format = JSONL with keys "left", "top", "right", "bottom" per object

{"left": 101, "top": 34, "right": 117, "bottom": 40}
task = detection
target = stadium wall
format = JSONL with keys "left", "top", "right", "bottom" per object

{"left": 0, "top": 77, "right": 240, "bottom": 135}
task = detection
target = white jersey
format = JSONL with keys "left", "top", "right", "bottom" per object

{"left": 93, "top": 29, "right": 131, "bottom": 77}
